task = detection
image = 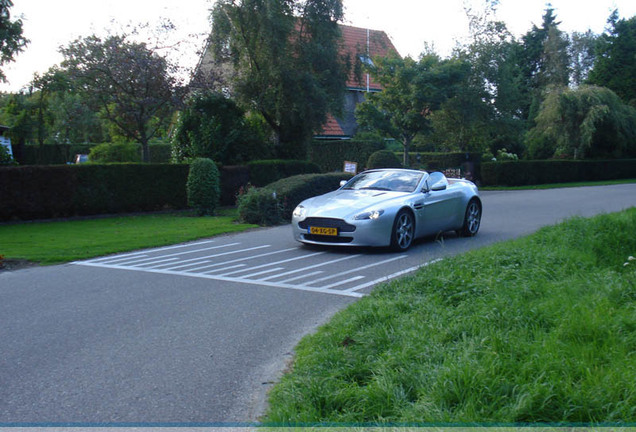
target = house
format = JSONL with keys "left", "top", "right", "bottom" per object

{"left": 191, "top": 24, "right": 399, "bottom": 140}
{"left": 0, "top": 125, "right": 13, "bottom": 160}
{"left": 315, "top": 25, "right": 399, "bottom": 140}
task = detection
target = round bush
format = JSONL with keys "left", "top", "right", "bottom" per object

{"left": 187, "top": 158, "right": 220, "bottom": 216}
{"left": 366, "top": 150, "right": 402, "bottom": 169}
{"left": 89, "top": 142, "right": 141, "bottom": 163}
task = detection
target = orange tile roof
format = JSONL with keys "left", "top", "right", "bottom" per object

{"left": 339, "top": 25, "right": 399, "bottom": 90}
{"left": 318, "top": 113, "right": 345, "bottom": 137}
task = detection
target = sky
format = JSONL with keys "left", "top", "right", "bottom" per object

{"left": 1, "top": 0, "right": 634, "bottom": 93}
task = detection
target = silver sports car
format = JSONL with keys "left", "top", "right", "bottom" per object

{"left": 292, "top": 168, "right": 482, "bottom": 251}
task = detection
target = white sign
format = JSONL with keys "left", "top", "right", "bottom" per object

{"left": 344, "top": 161, "right": 357, "bottom": 174}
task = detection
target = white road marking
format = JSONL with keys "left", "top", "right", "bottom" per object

{"left": 344, "top": 258, "right": 444, "bottom": 293}
{"left": 301, "top": 255, "right": 407, "bottom": 286}
{"left": 73, "top": 242, "right": 441, "bottom": 298}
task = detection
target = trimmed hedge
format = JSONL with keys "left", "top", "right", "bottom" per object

{"left": 0, "top": 163, "right": 257, "bottom": 221}
{"left": 481, "top": 159, "right": 636, "bottom": 186}
{"left": 0, "top": 164, "right": 189, "bottom": 221}
{"left": 247, "top": 159, "right": 321, "bottom": 187}
{"left": 13, "top": 143, "right": 173, "bottom": 165}
{"left": 309, "top": 140, "right": 385, "bottom": 172}
{"left": 238, "top": 172, "right": 354, "bottom": 225}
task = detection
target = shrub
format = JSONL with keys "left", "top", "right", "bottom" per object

{"left": 309, "top": 140, "right": 385, "bottom": 172}
{"left": 89, "top": 142, "right": 141, "bottom": 163}
{"left": 0, "top": 145, "right": 14, "bottom": 164}
{"left": 187, "top": 158, "right": 221, "bottom": 216}
{"left": 0, "top": 164, "right": 189, "bottom": 221}
{"left": 238, "top": 172, "right": 353, "bottom": 225}
{"left": 247, "top": 159, "right": 321, "bottom": 187}
{"left": 237, "top": 186, "right": 282, "bottom": 225}
{"left": 366, "top": 150, "right": 402, "bottom": 169}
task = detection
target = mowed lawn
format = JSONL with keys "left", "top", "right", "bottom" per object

{"left": 0, "top": 210, "right": 257, "bottom": 264}
{"left": 264, "top": 208, "right": 636, "bottom": 423}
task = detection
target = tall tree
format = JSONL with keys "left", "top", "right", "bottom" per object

{"left": 569, "top": 30, "right": 597, "bottom": 87}
{"left": 588, "top": 11, "right": 636, "bottom": 105}
{"left": 526, "top": 86, "right": 636, "bottom": 159}
{"left": 210, "top": 0, "right": 348, "bottom": 159}
{"left": 456, "top": 1, "right": 526, "bottom": 155}
{"left": 60, "top": 34, "right": 181, "bottom": 162}
{"left": 356, "top": 54, "right": 469, "bottom": 166}
{"left": 0, "top": 0, "right": 28, "bottom": 82}
{"left": 519, "top": 7, "right": 570, "bottom": 123}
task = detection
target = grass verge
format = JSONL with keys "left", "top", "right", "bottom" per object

{"left": 264, "top": 208, "right": 636, "bottom": 424}
{"left": 0, "top": 209, "right": 258, "bottom": 265}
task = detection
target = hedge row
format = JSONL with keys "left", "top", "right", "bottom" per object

{"left": 481, "top": 159, "right": 636, "bottom": 186}
{"left": 309, "top": 140, "right": 384, "bottom": 172}
{"left": 0, "top": 164, "right": 190, "bottom": 221}
{"left": 0, "top": 161, "right": 314, "bottom": 221}
{"left": 246, "top": 159, "right": 321, "bottom": 187}
{"left": 238, "top": 172, "right": 354, "bottom": 225}
{"left": 12, "top": 143, "right": 173, "bottom": 165}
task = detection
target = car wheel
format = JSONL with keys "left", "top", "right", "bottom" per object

{"left": 391, "top": 209, "right": 414, "bottom": 251}
{"left": 460, "top": 199, "right": 481, "bottom": 237}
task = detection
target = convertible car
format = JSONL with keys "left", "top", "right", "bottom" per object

{"left": 292, "top": 168, "right": 482, "bottom": 251}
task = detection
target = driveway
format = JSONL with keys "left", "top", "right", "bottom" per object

{"left": 1, "top": 184, "right": 635, "bottom": 424}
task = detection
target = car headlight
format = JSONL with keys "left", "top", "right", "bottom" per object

{"left": 293, "top": 205, "right": 306, "bottom": 219}
{"left": 354, "top": 209, "right": 384, "bottom": 220}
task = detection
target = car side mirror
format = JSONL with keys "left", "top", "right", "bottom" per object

{"left": 431, "top": 182, "right": 447, "bottom": 191}
{"left": 339, "top": 180, "right": 347, "bottom": 187}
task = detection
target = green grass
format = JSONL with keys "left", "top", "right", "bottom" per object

{"left": 0, "top": 209, "right": 258, "bottom": 264}
{"left": 264, "top": 208, "right": 636, "bottom": 424}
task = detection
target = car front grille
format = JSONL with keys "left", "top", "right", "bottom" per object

{"left": 303, "top": 234, "right": 354, "bottom": 243}
{"left": 298, "top": 217, "right": 356, "bottom": 233}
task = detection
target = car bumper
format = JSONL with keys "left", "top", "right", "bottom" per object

{"left": 291, "top": 215, "right": 393, "bottom": 247}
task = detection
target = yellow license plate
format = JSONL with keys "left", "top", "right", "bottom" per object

{"left": 309, "top": 226, "right": 338, "bottom": 236}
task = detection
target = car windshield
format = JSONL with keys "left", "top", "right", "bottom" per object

{"left": 342, "top": 170, "right": 424, "bottom": 193}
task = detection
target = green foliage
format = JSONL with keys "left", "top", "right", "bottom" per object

{"left": 0, "top": 164, "right": 189, "bottom": 221}
{"left": 236, "top": 186, "right": 282, "bottom": 226}
{"left": 88, "top": 142, "right": 140, "bottom": 163}
{"left": 0, "top": 143, "right": 13, "bottom": 164}
{"left": 265, "top": 209, "right": 636, "bottom": 422}
{"left": 526, "top": 86, "right": 636, "bottom": 159}
{"left": 366, "top": 150, "right": 402, "bottom": 169}
{"left": 246, "top": 159, "right": 321, "bottom": 187}
{"left": 356, "top": 54, "right": 470, "bottom": 166}
{"left": 0, "top": 0, "right": 28, "bottom": 82}
{"left": 60, "top": 34, "right": 180, "bottom": 162}
{"left": 481, "top": 159, "right": 636, "bottom": 186}
{"left": 309, "top": 140, "right": 384, "bottom": 172}
{"left": 237, "top": 172, "right": 353, "bottom": 226}
{"left": 171, "top": 92, "right": 272, "bottom": 165}
{"left": 186, "top": 158, "right": 221, "bottom": 216}
{"left": 211, "top": 0, "right": 348, "bottom": 157}
{"left": 588, "top": 12, "right": 636, "bottom": 105}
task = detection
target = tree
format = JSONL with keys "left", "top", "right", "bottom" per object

{"left": 525, "top": 86, "right": 636, "bottom": 159}
{"left": 518, "top": 7, "right": 570, "bottom": 122}
{"left": 0, "top": 0, "right": 28, "bottom": 82}
{"left": 210, "top": 0, "right": 348, "bottom": 159}
{"left": 588, "top": 11, "right": 636, "bottom": 105}
{"left": 569, "top": 30, "right": 597, "bottom": 87}
{"left": 453, "top": 2, "right": 526, "bottom": 155}
{"left": 356, "top": 54, "right": 469, "bottom": 166}
{"left": 60, "top": 34, "right": 181, "bottom": 162}
{"left": 171, "top": 92, "right": 272, "bottom": 164}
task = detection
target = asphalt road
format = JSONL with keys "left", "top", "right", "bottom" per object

{"left": 1, "top": 184, "right": 635, "bottom": 424}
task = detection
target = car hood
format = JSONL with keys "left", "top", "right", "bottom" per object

{"left": 301, "top": 189, "right": 407, "bottom": 219}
